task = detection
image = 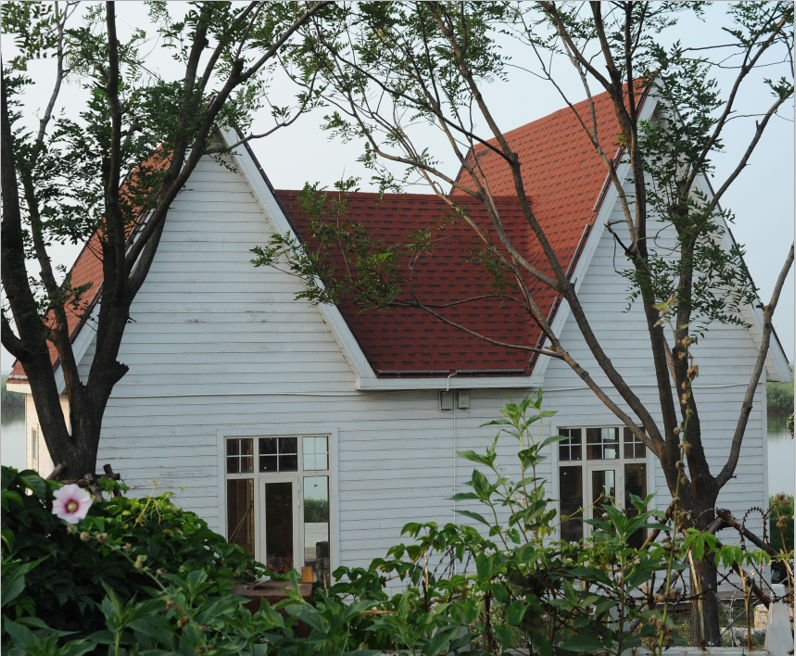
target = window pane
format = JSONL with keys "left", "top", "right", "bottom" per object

{"left": 259, "top": 455, "right": 278, "bottom": 472}
{"left": 303, "top": 436, "right": 329, "bottom": 471}
{"left": 592, "top": 469, "right": 617, "bottom": 511}
{"left": 259, "top": 437, "right": 298, "bottom": 471}
{"left": 558, "top": 428, "right": 582, "bottom": 462}
{"left": 559, "top": 466, "right": 583, "bottom": 543}
{"left": 279, "top": 437, "right": 297, "bottom": 455}
{"left": 260, "top": 438, "right": 277, "bottom": 455}
{"left": 227, "top": 438, "right": 253, "bottom": 474}
{"left": 625, "top": 464, "right": 648, "bottom": 549}
{"left": 304, "top": 475, "right": 330, "bottom": 584}
{"left": 624, "top": 427, "right": 646, "bottom": 460}
{"left": 227, "top": 479, "right": 254, "bottom": 555}
{"left": 265, "top": 482, "right": 294, "bottom": 574}
{"left": 587, "top": 428, "right": 619, "bottom": 460}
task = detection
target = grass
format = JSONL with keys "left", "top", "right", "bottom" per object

{"left": 1, "top": 374, "right": 24, "bottom": 411}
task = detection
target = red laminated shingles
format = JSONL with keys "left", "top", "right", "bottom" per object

{"left": 279, "top": 192, "right": 551, "bottom": 374}
{"left": 279, "top": 90, "right": 623, "bottom": 377}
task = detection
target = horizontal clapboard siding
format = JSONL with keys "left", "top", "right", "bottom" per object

{"left": 544, "top": 207, "right": 768, "bottom": 537}
{"left": 35, "top": 151, "right": 765, "bottom": 578}
{"left": 75, "top": 154, "right": 533, "bottom": 571}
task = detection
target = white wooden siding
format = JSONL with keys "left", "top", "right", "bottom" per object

{"left": 56, "top": 152, "right": 770, "bottom": 574}
{"left": 544, "top": 200, "right": 768, "bottom": 538}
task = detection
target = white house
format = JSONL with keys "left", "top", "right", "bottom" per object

{"left": 9, "top": 89, "right": 790, "bottom": 582}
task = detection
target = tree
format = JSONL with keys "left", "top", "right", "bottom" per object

{"left": 1, "top": 1, "right": 330, "bottom": 480}
{"left": 254, "top": 1, "right": 793, "bottom": 644}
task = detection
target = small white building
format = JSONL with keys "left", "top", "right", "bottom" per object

{"left": 9, "top": 90, "right": 790, "bottom": 581}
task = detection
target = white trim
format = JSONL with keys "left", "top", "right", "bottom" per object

{"left": 357, "top": 375, "right": 542, "bottom": 391}
{"left": 216, "top": 424, "right": 340, "bottom": 577}
{"left": 761, "top": 373, "right": 769, "bottom": 507}
{"left": 6, "top": 382, "right": 31, "bottom": 394}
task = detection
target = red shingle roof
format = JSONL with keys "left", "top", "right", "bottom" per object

{"left": 10, "top": 90, "right": 623, "bottom": 381}
{"left": 278, "top": 90, "right": 624, "bottom": 377}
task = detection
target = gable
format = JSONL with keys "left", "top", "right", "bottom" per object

{"left": 10, "top": 90, "right": 789, "bottom": 391}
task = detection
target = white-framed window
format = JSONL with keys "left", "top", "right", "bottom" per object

{"left": 30, "top": 427, "right": 39, "bottom": 464}
{"left": 225, "top": 435, "right": 332, "bottom": 583}
{"left": 558, "top": 426, "right": 649, "bottom": 548}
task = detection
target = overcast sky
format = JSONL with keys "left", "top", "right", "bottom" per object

{"left": 1, "top": 2, "right": 793, "bottom": 375}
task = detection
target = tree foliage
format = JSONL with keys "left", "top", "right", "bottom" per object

{"left": 1, "top": 1, "right": 331, "bottom": 479}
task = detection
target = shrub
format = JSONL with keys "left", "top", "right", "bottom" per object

{"left": 1, "top": 468, "right": 262, "bottom": 646}
{"left": 770, "top": 494, "right": 794, "bottom": 579}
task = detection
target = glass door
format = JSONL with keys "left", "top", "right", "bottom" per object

{"left": 259, "top": 478, "right": 299, "bottom": 574}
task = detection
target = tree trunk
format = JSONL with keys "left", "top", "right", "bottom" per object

{"left": 689, "top": 555, "right": 722, "bottom": 647}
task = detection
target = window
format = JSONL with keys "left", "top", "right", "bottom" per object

{"left": 225, "top": 435, "right": 332, "bottom": 583}
{"left": 30, "top": 427, "right": 38, "bottom": 463}
{"left": 558, "top": 427, "right": 648, "bottom": 548}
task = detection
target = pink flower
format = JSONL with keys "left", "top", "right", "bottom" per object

{"left": 52, "top": 484, "right": 92, "bottom": 524}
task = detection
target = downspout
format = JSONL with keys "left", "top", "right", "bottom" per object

{"left": 447, "top": 373, "right": 457, "bottom": 530}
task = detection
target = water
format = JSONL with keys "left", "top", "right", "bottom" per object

{"left": 768, "top": 414, "right": 794, "bottom": 497}
{"left": 1, "top": 403, "right": 26, "bottom": 471}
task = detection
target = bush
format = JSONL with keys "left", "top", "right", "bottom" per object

{"left": 1, "top": 468, "right": 262, "bottom": 646}
{"left": 767, "top": 366, "right": 794, "bottom": 415}
{"left": 770, "top": 494, "right": 794, "bottom": 558}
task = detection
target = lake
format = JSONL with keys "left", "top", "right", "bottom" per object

{"left": 1, "top": 404, "right": 26, "bottom": 471}
{"left": 767, "top": 414, "right": 794, "bottom": 497}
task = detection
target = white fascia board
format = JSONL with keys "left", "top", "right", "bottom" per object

{"left": 220, "top": 129, "right": 548, "bottom": 392}
{"left": 358, "top": 375, "right": 542, "bottom": 391}
{"left": 6, "top": 382, "right": 31, "bottom": 394}
{"left": 531, "top": 92, "right": 660, "bottom": 384}
{"left": 693, "top": 173, "right": 791, "bottom": 383}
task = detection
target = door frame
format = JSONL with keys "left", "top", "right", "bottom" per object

{"left": 584, "top": 462, "right": 621, "bottom": 527}
{"left": 217, "top": 425, "right": 340, "bottom": 574}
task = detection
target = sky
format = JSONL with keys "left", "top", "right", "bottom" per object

{"left": 1, "top": 2, "right": 793, "bottom": 377}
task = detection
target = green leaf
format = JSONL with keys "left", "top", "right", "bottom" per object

{"left": 505, "top": 600, "right": 526, "bottom": 626}
{"left": 449, "top": 492, "right": 480, "bottom": 501}
{"left": 475, "top": 553, "right": 493, "bottom": 580}
{"left": 562, "top": 631, "right": 609, "bottom": 652}
{"left": 494, "top": 625, "right": 514, "bottom": 649}
{"left": 20, "top": 474, "right": 48, "bottom": 500}
{"left": 539, "top": 434, "right": 570, "bottom": 449}
{"left": 420, "top": 625, "right": 458, "bottom": 656}
{"left": 455, "top": 509, "right": 490, "bottom": 526}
